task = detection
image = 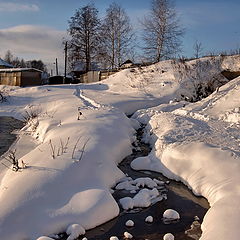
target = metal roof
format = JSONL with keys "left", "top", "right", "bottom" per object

{"left": 0, "top": 58, "right": 13, "bottom": 68}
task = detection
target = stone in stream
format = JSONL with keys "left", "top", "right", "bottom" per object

{"left": 110, "top": 236, "right": 119, "bottom": 240}
{"left": 163, "top": 209, "right": 180, "bottom": 223}
{"left": 163, "top": 233, "right": 174, "bottom": 240}
{"left": 145, "top": 215, "right": 154, "bottom": 223}
{"left": 123, "top": 231, "right": 133, "bottom": 239}
{"left": 125, "top": 220, "right": 134, "bottom": 227}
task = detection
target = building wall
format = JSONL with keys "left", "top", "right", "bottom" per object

{"left": 99, "top": 70, "right": 118, "bottom": 81}
{"left": 22, "top": 71, "right": 42, "bottom": 86}
{"left": 0, "top": 71, "right": 42, "bottom": 87}
{"left": 78, "top": 70, "right": 119, "bottom": 83}
{"left": 0, "top": 72, "right": 22, "bottom": 86}
{"left": 79, "top": 71, "right": 100, "bottom": 83}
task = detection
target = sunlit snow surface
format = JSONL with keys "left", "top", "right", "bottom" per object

{"left": 0, "top": 55, "right": 239, "bottom": 240}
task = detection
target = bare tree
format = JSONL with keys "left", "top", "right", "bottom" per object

{"left": 141, "top": 0, "right": 184, "bottom": 62}
{"left": 3, "top": 50, "right": 14, "bottom": 64}
{"left": 100, "top": 3, "right": 134, "bottom": 69}
{"left": 26, "top": 60, "right": 46, "bottom": 71}
{"left": 193, "top": 40, "right": 204, "bottom": 59}
{"left": 67, "top": 4, "right": 101, "bottom": 72}
{"left": 3, "top": 50, "right": 45, "bottom": 69}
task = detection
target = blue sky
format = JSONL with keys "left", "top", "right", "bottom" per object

{"left": 0, "top": 0, "right": 239, "bottom": 72}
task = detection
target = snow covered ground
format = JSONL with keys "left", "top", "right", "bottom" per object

{"left": 0, "top": 55, "right": 239, "bottom": 240}
{"left": 131, "top": 78, "right": 240, "bottom": 239}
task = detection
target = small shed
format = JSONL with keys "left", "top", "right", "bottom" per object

{"left": 0, "top": 68, "right": 42, "bottom": 87}
{"left": 120, "top": 60, "right": 134, "bottom": 69}
{"left": 0, "top": 58, "right": 13, "bottom": 69}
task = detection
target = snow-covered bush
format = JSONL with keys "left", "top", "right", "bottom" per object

{"left": 2, "top": 149, "right": 20, "bottom": 172}
{"left": 22, "top": 105, "right": 42, "bottom": 124}
{"left": 175, "top": 57, "right": 228, "bottom": 102}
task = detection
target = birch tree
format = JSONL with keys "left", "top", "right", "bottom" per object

{"left": 100, "top": 3, "right": 134, "bottom": 69}
{"left": 193, "top": 40, "right": 204, "bottom": 59}
{"left": 142, "top": 0, "right": 184, "bottom": 62}
{"left": 68, "top": 4, "right": 101, "bottom": 72}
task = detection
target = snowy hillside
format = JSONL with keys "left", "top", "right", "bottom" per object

{"left": 81, "top": 55, "right": 239, "bottom": 114}
{"left": 0, "top": 55, "right": 239, "bottom": 240}
{"left": 131, "top": 76, "right": 240, "bottom": 240}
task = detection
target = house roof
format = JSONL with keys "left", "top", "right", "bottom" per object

{"left": 0, "top": 58, "right": 13, "bottom": 68}
{"left": 0, "top": 68, "right": 42, "bottom": 73}
{"left": 121, "top": 59, "right": 133, "bottom": 65}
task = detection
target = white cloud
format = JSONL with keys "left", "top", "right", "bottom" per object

{"left": 0, "top": 2, "right": 39, "bottom": 12}
{"left": 0, "top": 25, "right": 67, "bottom": 73}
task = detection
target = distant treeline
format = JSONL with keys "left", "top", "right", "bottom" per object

{"left": 2, "top": 50, "right": 46, "bottom": 72}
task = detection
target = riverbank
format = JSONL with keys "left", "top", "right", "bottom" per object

{"left": 0, "top": 117, "right": 23, "bottom": 156}
{"left": 58, "top": 127, "right": 209, "bottom": 240}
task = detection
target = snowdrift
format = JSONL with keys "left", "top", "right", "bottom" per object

{"left": 132, "top": 76, "right": 240, "bottom": 240}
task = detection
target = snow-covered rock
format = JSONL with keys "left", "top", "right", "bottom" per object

{"left": 36, "top": 237, "right": 54, "bottom": 240}
{"left": 132, "top": 177, "right": 158, "bottom": 189}
{"left": 119, "top": 197, "right": 134, "bottom": 210}
{"left": 163, "top": 209, "right": 180, "bottom": 220}
{"left": 163, "top": 233, "right": 174, "bottom": 240}
{"left": 145, "top": 216, "right": 154, "bottom": 223}
{"left": 110, "top": 236, "right": 119, "bottom": 240}
{"left": 115, "top": 181, "right": 138, "bottom": 191}
{"left": 66, "top": 224, "right": 85, "bottom": 240}
{"left": 119, "top": 188, "right": 160, "bottom": 210}
{"left": 115, "top": 177, "right": 159, "bottom": 191}
{"left": 123, "top": 231, "right": 133, "bottom": 239}
{"left": 125, "top": 220, "right": 134, "bottom": 227}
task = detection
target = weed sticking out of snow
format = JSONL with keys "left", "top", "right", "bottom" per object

{"left": 185, "top": 220, "right": 202, "bottom": 240}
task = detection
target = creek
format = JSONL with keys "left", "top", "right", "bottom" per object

{"left": 0, "top": 116, "right": 23, "bottom": 156}
{"left": 60, "top": 126, "right": 209, "bottom": 240}
{"left": 0, "top": 116, "right": 209, "bottom": 240}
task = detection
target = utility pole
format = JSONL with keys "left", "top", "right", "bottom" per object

{"left": 55, "top": 58, "right": 59, "bottom": 76}
{"left": 64, "top": 41, "right": 68, "bottom": 84}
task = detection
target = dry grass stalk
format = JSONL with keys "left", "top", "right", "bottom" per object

{"left": 78, "top": 138, "right": 90, "bottom": 162}
{"left": 49, "top": 140, "right": 56, "bottom": 159}
{"left": 72, "top": 136, "right": 82, "bottom": 159}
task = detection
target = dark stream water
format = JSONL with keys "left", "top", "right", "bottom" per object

{"left": 0, "top": 116, "right": 24, "bottom": 156}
